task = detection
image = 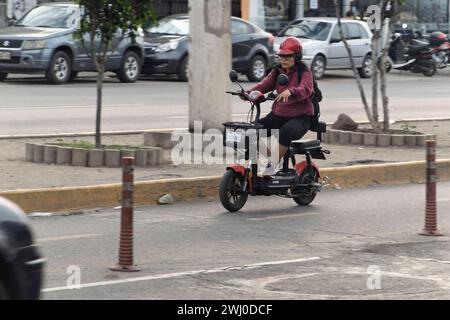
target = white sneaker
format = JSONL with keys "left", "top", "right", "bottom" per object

{"left": 262, "top": 161, "right": 281, "bottom": 176}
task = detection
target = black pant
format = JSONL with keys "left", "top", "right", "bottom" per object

{"left": 259, "top": 112, "right": 312, "bottom": 147}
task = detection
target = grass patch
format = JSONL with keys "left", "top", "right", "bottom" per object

{"left": 53, "top": 139, "right": 146, "bottom": 150}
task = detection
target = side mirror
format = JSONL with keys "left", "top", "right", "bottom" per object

{"left": 277, "top": 74, "right": 289, "bottom": 86}
{"left": 330, "top": 38, "right": 341, "bottom": 44}
{"left": 229, "top": 70, "right": 238, "bottom": 82}
{"left": 7, "top": 20, "right": 15, "bottom": 27}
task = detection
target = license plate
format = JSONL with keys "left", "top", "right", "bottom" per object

{"left": 0, "top": 51, "right": 11, "bottom": 60}
{"left": 226, "top": 131, "right": 242, "bottom": 143}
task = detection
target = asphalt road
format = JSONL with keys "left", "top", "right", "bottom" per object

{"left": 1, "top": 69, "right": 450, "bottom": 136}
{"left": 32, "top": 181, "right": 450, "bottom": 300}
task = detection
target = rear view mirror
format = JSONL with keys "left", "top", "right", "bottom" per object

{"left": 229, "top": 70, "right": 238, "bottom": 82}
{"left": 277, "top": 74, "right": 289, "bottom": 86}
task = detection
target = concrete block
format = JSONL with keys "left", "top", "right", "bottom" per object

{"left": 404, "top": 135, "right": 417, "bottom": 147}
{"left": 88, "top": 149, "right": 104, "bottom": 167}
{"left": 351, "top": 132, "right": 364, "bottom": 145}
{"left": 144, "top": 132, "right": 176, "bottom": 149}
{"left": 56, "top": 147, "right": 72, "bottom": 165}
{"left": 44, "top": 145, "right": 57, "bottom": 164}
{"left": 391, "top": 135, "right": 405, "bottom": 146}
{"left": 33, "top": 144, "right": 45, "bottom": 163}
{"left": 377, "top": 134, "right": 391, "bottom": 147}
{"left": 72, "top": 148, "right": 88, "bottom": 167}
{"left": 322, "top": 131, "right": 330, "bottom": 143}
{"left": 105, "top": 150, "right": 121, "bottom": 168}
{"left": 135, "top": 149, "right": 148, "bottom": 167}
{"left": 25, "top": 143, "right": 35, "bottom": 162}
{"left": 339, "top": 131, "right": 351, "bottom": 144}
{"left": 363, "top": 133, "right": 377, "bottom": 146}
{"left": 416, "top": 135, "right": 427, "bottom": 147}
{"left": 330, "top": 130, "right": 341, "bottom": 144}
{"left": 147, "top": 148, "right": 158, "bottom": 166}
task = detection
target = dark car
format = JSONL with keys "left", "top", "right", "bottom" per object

{"left": 0, "top": 197, "right": 45, "bottom": 300}
{"left": 142, "top": 15, "right": 275, "bottom": 82}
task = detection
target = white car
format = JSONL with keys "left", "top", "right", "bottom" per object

{"left": 275, "top": 18, "right": 373, "bottom": 80}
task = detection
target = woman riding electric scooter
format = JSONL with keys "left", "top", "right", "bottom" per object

{"left": 249, "top": 37, "right": 315, "bottom": 175}
{"left": 220, "top": 37, "right": 329, "bottom": 212}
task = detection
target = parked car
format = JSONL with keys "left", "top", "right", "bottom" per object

{"left": 0, "top": 197, "right": 45, "bottom": 300}
{"left": 0, "top": 2, "right": 144, "bottom": 84}
{"left": 275, "top": 18, "right": 373, "bottom": 80}
{"left": 142, "top": 15, "right": 275, "bottom": 82}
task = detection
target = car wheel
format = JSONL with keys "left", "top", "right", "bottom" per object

{"left": 0, "top": 72, "right": 7, "bottom": 81}
{"left": 118, "top": 51, "right": 141, "bottom": 83}
{"left": 247, "top": 55, "right": 267, "bottom": 82}
{"left": 311, "top": 55, "right": 326, "bottom": 80}
{"left": 69, "top": 71, "right": 78, "bottom": 81}
{"left": 45, "top": 51, "right": 72, "bottom": 85}
{"left": 178, "top": 56, "right": 189, "bottom": 82}
{"left": 358, "top": 54, "right": 373, "bottom": 78}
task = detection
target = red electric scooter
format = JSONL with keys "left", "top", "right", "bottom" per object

{"left": 219, "top": 70, "right": 330, "bottom": 212}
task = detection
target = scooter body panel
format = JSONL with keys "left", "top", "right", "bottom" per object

{"left": 295, "top": 161, "right": 321, "bottom": 177}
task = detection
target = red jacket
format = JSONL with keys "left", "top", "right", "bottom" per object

{"left": 250, "top": 66, "right": 314, "bottom": 118}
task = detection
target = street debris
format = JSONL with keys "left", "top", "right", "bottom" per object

{"left": 28, "top": 212, "right": 53, "bottom": 217}
{"left": 158, "top": 194, "right": 175, "bottom": 205}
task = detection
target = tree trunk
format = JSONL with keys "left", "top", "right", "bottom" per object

{"left": 371, "top": 30, "right": 380, "bottom": 127}
{"left": 96, "top": 63, "right": 105, "bottom": 148}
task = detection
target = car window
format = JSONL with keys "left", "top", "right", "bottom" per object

{"left": 147, "top": 17, "right": 190, "bottom": 36}
{"left": 358, "top": 24, "right": 369, "bottom": 39}
{"left": 15, "top": 5, "right": 80, "bottom": 29}
{"left": 282, "top": 20, "right": 332, "bottom": 41}
{"left": 346, "top": 23, "right": 362, "bottom": 40}
{"left": 330, "top": 25, "right": 348, "bottom": 42}
{"left": 232, "top": 20, "right": 253, "bottom": 35}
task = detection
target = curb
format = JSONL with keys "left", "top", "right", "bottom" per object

{"left": 1, "top": 160, "right": 450, "bottom": 214}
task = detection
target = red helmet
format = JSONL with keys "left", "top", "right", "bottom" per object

{"left": 278, "top": 37, "right": 303, "bottom": 55}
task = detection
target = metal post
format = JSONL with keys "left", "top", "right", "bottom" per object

{"left": 420, "top": 141, "right": 443, "bottom": 236}
{"left": 110, "top": 157, "right": 140, "bottom": 272}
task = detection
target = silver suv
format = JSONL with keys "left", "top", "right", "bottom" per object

{"left": 275, "top": 18, "right": 373, "bottom": 80}
{"left": 0, "top": 2, "right": 144, "bottom": 84}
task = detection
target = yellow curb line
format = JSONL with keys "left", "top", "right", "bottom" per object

{"left": 1, "top": 160, "right": 450, "bottom": 214}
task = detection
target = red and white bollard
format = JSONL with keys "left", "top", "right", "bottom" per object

{"left": 420, "top": 140, "right": 443, "bottom": 236}
{"left": 110, "top": 157, "right": 140, "bottom": 272}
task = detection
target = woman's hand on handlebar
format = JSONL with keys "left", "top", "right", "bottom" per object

{"left": 274, "top": 89, "right": 292, "bottom": 103}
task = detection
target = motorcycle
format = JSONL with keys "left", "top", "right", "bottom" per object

{"left": 219, "top": 70, "right": 330, "bottom": 212}
{"left": 381, "top": 32, "right": 437, "bottom": 77}
{"left": 428, "top": 31, "right": 450, "bottom": 70}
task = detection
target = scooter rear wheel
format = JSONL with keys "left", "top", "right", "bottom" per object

{"left": 219, "top": 170, "right": 249, "bottom": 212}
{"left": 293, "top": 169, "right": 318, "bottom": 206}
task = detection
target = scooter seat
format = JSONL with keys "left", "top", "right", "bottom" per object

{"left": 291, "top": 140, "right": 321, "bottom": 152}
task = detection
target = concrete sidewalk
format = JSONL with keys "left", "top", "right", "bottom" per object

{"left": 1, "top": 119, "right": 450, "bottom": 192}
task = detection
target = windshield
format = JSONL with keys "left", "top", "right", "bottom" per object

{"left": 16, "top": 5, "right": 80, "bottom": 29}
{"left": 282, "top": 20, "right": 332, "bottom": 41}
{"left": 146, "top": 17, "right": 189, "bottom": 36}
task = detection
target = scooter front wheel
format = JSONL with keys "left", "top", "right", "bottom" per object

{"left": 219, "top": 170, "right": 249, "bottom": 212}
{"left": 293, "top": 169, "right": 319, "bottom": 206}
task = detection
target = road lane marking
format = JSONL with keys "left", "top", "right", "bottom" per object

{"left": 37, "top": 234, "right": 101, "bottom": 243}
{"left": 248, "top": 213, "right": 319, "bottom": 221}
{"left": 437, "top": 198, "right": 450, "bottom": 202}
{"left": 41, "top": 256, "right": 321, "bottom": 293}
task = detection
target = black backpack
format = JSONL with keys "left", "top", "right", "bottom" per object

{"left": 273, "top": 64, "right": 323, "bottom": 127}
